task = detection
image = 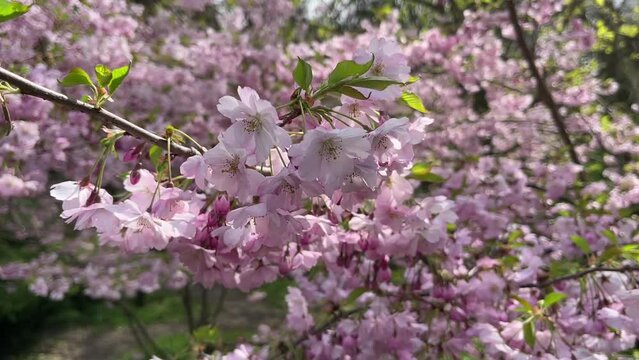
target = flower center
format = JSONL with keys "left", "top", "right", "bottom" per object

{"left": 134, "top": 216, "right": 154, "bottom": 233}
{"left": 243, "top": 115, "right": 262, "bottom": 133}
{"left": 374, "top": 135, "right": 391, "bottom": 151}
{"left": 371, "top": 62, "right": 385, "bottom": 76}
{"left": 281, "top": 182, "right": 296, "bottom": 194}
{"left": 319, "top": 138, "right": 343, "bottom": 161}
{"left": 222, "top": 154, "right": 241, "bottom": 175}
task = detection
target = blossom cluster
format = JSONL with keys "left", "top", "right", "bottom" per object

{"left": 1, "top": 0, "right": 639, "bottom": 359}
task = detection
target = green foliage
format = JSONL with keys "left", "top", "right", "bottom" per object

{"left": 570, "top": 235, "right": 591, "bottom": 255}
{"left": 94, "top": 64, "right": 113, "bottom": 88}
{"left": 410, "top": 162, "right": 445, "bottom": 183}
{"left": 0, "top": 0, "right": 30, "bottom": 22}
{"left": 107, "top": 61, "right": 132, "bottom": 95}
{"left": 400, "top": 91, "right": 427, "bottom": 113}
{"left": 59, "top": 67, "right": 95, "bottom": 88}
{"left": 149, "top": 144, "right": 164, "bottom": 170}
{"left": 336, "top": 85, "right": 370, "bottom": 100}
{"left": 293, "top": 57, "right": 313, "bottom": 90}
{"left": 541, "top": 292, "right": 567, "bottom": 308}
{"left": 193, "top": 325, "right": 220, "bottom": 345}
{"left": 347, "top": 77, "right": 402, "bottom": 90}
{"left": 327, "top": 57, "right": 374, "bottom": 85}
{"left": 522, "top": 320, "right": 535, "bottom": 348}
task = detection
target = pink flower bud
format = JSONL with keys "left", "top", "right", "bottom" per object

{"left": 123, "top": 143, "right": 144, "bottom": 163}
{"left": 213, "top": 196, "right": 231, "bottom": 216}
{"left": 129, "top": 163, "right": 142, "bottom": 185}
{"left": 279, "top": 259, "right": 291, "bottom": 275}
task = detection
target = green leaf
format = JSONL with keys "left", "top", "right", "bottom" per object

{"left": 400, "top": 91, "right": 427, "bottom": 113}
{"left": 598, "top": 245, "right": 621, "bottom": 264}
{"left": 108, "top": 61, "right": 131, "bottom": 95}
{"left": 411, "top": 162, "right": 431, "bottom": 177}
{"left": 149, "top": 144, "right": 163, "bottom": 169}
{"left": 293, "top": 57, "right": 313, "bottom": 91}
{"left": 512, "top": 295, "right": 534, "bottom": 314}
{"left": 0, "top": 0, "right": 30, "bottom": 22}
{"left": 406, "top": 75, "right": 420, "bottom": 84}
{"left": 192, "top": 325, "right": 219, "bottom": 344}
{"left": 410, "top": 162, "right": 445, "bottom": 183}
{"left": 336, "top": 85, "right": 370, "bottom": 100}
{"left": 348, "top": 77, "right": 403, "bottom": 90}
{"left": 59, "top": 67, "right": 94, "bottom": 88}
{"left": 327, "top": 56, "right": 374, "bottom": 85}
{"left": 549, "top": 260, "right": 578, "bottom": 278}
{"left": 508, "top": 229, "right": 524, "bottom": 243}
{"left": 542, "top": 292, "right": 566, "bottom": 308}
{"left": 570, "top": 235, "right": 591, "bottom": 255}
{"left": 523, "top": 320, "right": 536, "bottom": 348}
{"left": 0, "top": 119, "right": 11, "bottom": 139}
{"left": 94, "top": 64, "right": 113, "bottom": 88}
{"left": 601, "top": 229, "right": 618, "bottom": 245}
{"left": 501, "top": 255, "right": 519, "bottom": 268}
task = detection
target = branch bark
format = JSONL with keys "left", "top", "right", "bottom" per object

{"left": 519, "top": 265, "right": 639, "bottom": 288}
{"left": 0, "top": 66, "right": 200, "bottom": 157}
{"left": 505, "top": 0, "right": 581, "bottom": 164}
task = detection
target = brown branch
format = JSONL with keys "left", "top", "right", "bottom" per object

{"left": 0, "top": 66, "right": 200, "bottom": 157}
{"left": 505, "top": 0, "right": 581, "bottom": 164}
{"left": 519, "top": 266, "right": 639, "bottom": 288}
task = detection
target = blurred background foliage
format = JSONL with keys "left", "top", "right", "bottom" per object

{"left": 2, "top": 0, "right": 638, "bottom": 359}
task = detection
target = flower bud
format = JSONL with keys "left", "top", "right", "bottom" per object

{"left": 278, "top": 258, "right": 291, "bottom": 275}
{"left": 213, "top": 196, "right": 231, "bottom": 216}
{"left": 129, "top": 163, "right": 142, "bottom": 185}
{"left": 123, "top": 143, "right": 144, "bottom": 162}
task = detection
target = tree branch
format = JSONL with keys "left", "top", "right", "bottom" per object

{"left": 0, "top": 66, "right": 200, "bottom": 157}
{"left": 505, "top": 0, "right": 581, "bottom": 164}
{"left": 519, "top": 265, "right": 639, "bottom": 288}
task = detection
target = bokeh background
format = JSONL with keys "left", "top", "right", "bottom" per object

{"left": 1, "top": 0, "right": 638, "bottom": 359}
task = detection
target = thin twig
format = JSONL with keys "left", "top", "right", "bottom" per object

{"left": 198, "top": 286, "right": 210, "bottom": 327}
{"left": 0, "top": 66, "right": 200, "bottom": 157}
{"left": 519, "top": 266, "right": 639, "bottom": 288}
{"left": 210, "top": 287, "right": 227, "bottom": 325}
{"left": 505, "top": 0, "right": 581, "bottom": 164}
{"left": 183, "top": 284, "right": 195, "bottom": 333}
{"left": 118, "top": 301, "right": 172, "bottom": 359}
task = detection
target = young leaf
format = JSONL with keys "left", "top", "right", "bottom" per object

{"left": 0, "top": 0, "right": 30, "bottom": 22}
{"left": 149, "top": 144, "right": 163, "bottom": 169}
{"left": 601, "top": 229, "right": 617, "bottom": 245}
{"left": 108, "top": 61, "right": 131, "bottom": 95}
{"left": 523, "top": 320, "right": 536, "bottom": 348}
{"left": 598, "top": 245, "right": 621, "bottom": 264}
{"left": 410, "top": 162, "right": 444, "bottom": 183}
{"left": 336, "top": 85, "right": 370, "bottom": 100}
{"left": 542, "top": 292, "right": 567, "bottom": 308}
{"left": 401, "top": 91, "right": 427, "bottom": 113}
{"left": 192, "top": 325, "right": 220, "bottom": 345}
{"left": 406, "top": 75, "right": 420, "bottom": 84}
{"left": 348, "top": 77, "right": 402, "bottom": 90}
{"left": 94, "top": 64, "right": 113, "bottom": 88}
{"left": 512, "top": 295, "right": 534, "bottom": 314}
{"left": 293, "top": 57, "right": 313, "bottom": 91}
{"left": 59, "top": 67, "right": 94, "bottom": 88}
{"left": 570, "top": 235, "right": 591, "bottom": 255}
{"left": 327, "top": 56, "right": 374, "bottom": 85}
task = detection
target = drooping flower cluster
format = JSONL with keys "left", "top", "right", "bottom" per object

{"left": 1, "top": 0, "right": 639, "bottom": 359}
